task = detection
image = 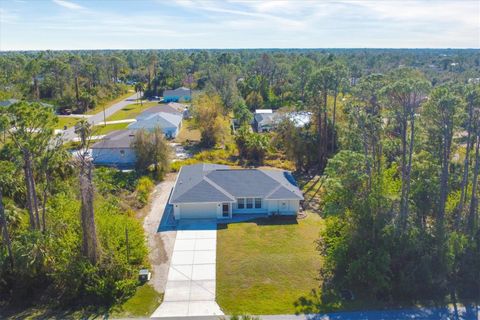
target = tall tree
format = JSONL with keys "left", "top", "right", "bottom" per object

{"left": 329, "top": 61, "right": 348, "bottom": 151}
{"left": 75, "top": 120, "right": 100, "bottom": 264}
{"left": 307, "top": 67, "right": 334, "bottom": 170}
{"left": 0, "top": 161, "right": 16, "bottom": 269}
{"left": 132, "top": 128, "right": 171, "bottom": 180}
{"left": 383, "top": 72, "right": 430, "bottom": 229}
{"left": 0, "top": 102, "right": 57, "bottom": 230}
{"left": 424, "top": 86, "right": 462, "bottom": 242}
{"left": 458, "top": 86, "right": 479, "bottom": 227}
{"left": 191, "top": 93, "right": 229, "bottom": 147}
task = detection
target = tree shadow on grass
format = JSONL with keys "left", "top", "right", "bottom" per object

{"left": 294, "top": 288, "right": 341, "bottom": 316}
{"left": 1, "top": 304, "right": 109, "bottom": 320}
{"left": 218, "top": 216, "right": 299, "bottom": 230}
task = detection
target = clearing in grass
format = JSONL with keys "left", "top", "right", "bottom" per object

{"left": 56, "top": 116, "right": 82, "bottom": 129}
{"left": 106, "top": 102, "right": 158, "bottom": 121}
{"left": 93, "top": 122, "right": 129, "bottom": 135}
{"left": 216, "top": 212, "right": 324, "bottom": 314}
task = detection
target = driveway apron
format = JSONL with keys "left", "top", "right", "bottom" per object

{"left": 151, "top": 220, "right": 223, "bottom": 318}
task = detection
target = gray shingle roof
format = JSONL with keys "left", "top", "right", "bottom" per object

{"left": 91, "top": 130, "right": 136, "bottom": 149}
{"left": 137, "top": 105, "right": 182, "bottom": 118}
{"left": 170, "top": 163, "right": 303, "bottom": 204}
{"left": 129, "top": 112, "right": 182, "bottom": 130}
{"left": 164, "top": 87, "right": 191, "bottom": 96}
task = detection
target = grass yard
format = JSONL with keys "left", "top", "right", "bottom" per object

{"left": 175, "top": 119, "right": 201, "bottom": 143}
{"left": 217, "top": 212, "right": 324, "bottom": 314}
{"left": 110, "top": 284, "right": 162, "bottom": 317}
{"left": 56, "top": 116, "right": 82, "bottom": 129}
{"left": 93, "top": 122, "right": 129, "bottom": 135}
{"left": 106, "top": 101, "right": 158, "bottom": 121}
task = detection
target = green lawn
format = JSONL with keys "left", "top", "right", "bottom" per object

{"left": 93, "top": 122, "right": 129, "bottom": 135}
{"left": 56, "top": 116, "right": 82, "bottom": 130}
{"left": 106, "top": 102, "right": 158, "bottom": 121}
{"left": 217, "top": 212, "right": 324, "bottom": 314}
{"left": 110, "top": 284, "right": 162, "bottom": 318}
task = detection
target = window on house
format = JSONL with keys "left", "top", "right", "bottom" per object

{"left": 246, "top": 198, "right": 253, "bottom": 209}
{"left": 255, "top": 198, "right": 262, "bottom": 209}
{"left": 120, "top": 150, "right": 125, "bottom": 157}
{"left": 237, "top": 198, "right": 245, "bottom": 209}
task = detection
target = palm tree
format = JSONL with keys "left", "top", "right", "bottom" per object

{"left": 135, "top": 82, "right": 145, "bottom": 106}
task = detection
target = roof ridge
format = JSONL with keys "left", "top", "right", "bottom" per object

{"left": 203, "top": 176, "right": 235, "bottom": 201}
{"left": 265, "top": 184, "right": 282, "bottom": 199}
{"left": 170, "top": 166, "right": 207, "bottom": 201}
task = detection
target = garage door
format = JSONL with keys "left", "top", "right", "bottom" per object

{"left": 179, "top": 203, "right": 217, "bottom": 219}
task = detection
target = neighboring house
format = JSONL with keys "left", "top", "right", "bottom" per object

{"left": 91, "top": 130, "right": 137, "bottom": 168}
{"left": 0, "top": 99, "right": 19, "bottom": 107}
{"left": 286, "top": 111, "right": 312, "bottom": 128}
{"left": 163, "top": 87, "right": 191, "bottom": 102}
{"left": 253, "top": 109, "right": 277, "bottom": 133}
{"left": 169, "top": 163, "right": 304, "bottom": 220}
{"left": 140, "top": 103, "right": 189, "bottom": 119}
{"left": 253, "top": 110, "right": 311, "bottom": 132}
{"left": 128, "top": 108, "right": 183, "bottom": 138}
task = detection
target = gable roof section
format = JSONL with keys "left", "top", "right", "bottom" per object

{"left": 91, "top": 130, "right": 136, "bottom": 149}
{"left": 170, "top": 163, "right": 303, "bottom": 204}
{"left": 173, "top": 179, "right": 234, "bottom": 203}
{"left": 137, "top": 105, "right": 182, "bottom": 120}
{"left": 129, "top": 112, "right": 182, "bottom": 130}
{"left": 206, "top": 169, "right": 278, "bottom": 198}
{"left": 266, "top": 185, "right": 302, "bottom": 200}
{"left": 164, "top": 87, "right": 191, "bottom": 96}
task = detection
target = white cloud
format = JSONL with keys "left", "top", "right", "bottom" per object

{"left": 52, "top": 0, "right": 84, "bottom": 10}
{"left": 1, "top": 0, "right": 479, "bottom": 50}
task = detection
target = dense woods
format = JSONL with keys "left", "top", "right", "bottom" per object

{"left": 0, "top": 48, "right": 479, "bottom": 312}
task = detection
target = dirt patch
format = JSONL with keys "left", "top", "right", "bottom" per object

{"left": 142, "top": 173, "right": 177, "bottom": 294}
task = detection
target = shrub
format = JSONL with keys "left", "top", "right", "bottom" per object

{"left": 135, "top": 176, "right": 154, "bottom": 206}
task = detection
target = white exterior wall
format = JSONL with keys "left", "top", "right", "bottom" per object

{"left": 172, "top": 199, "right": 299, "bottom": 220}
{"left": 173, "top": 201, "right": 233, "bottom": 220}
{"left": 265, "top": 199, "right": 299, "bottom": 215}
{"left": 174, "top": 202, "right": 218, "bottom": 219}
{"left": 92, "top": 148, "right": 136, "bottom": 166}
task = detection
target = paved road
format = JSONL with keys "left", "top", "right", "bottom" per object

{"left": 147, "top": 305, "right": 478, "bottom": 320}
{"left": 60, "top": 92, "right": 138, "bottom": 142}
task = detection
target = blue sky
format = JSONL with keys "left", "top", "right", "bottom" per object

{"left": 0, "top": 0, "right": 478, "bottom": 50}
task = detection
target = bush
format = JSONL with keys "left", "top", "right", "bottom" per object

{"left": 135, "top": 176, "right": 154, "bottom": 206}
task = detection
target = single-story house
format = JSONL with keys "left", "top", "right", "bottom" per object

{"left": 286, "top": 111, "right": 312, "bottom": 128}
{"left": 140, "top": 103, "right": 189, "bottom": 119}
{"left": 163, "top": 87, "right": 191, "bottom": 102}
{"left": 253, "top": 109, "right": 278, "bottom": 133}
{"left": 128, "top": 108, "right": 183, "bottom": 138}
{"left": 0, "top": 99, "right": 19, "bottom": 107}
{"left": 253, "top": 110, "right": 311, "bottom": 132}
{"left": 91, "top": 130, "right": 136, "bottom": 167}
{"left": 169, "top": 163, "right": 304, "bottom": 220}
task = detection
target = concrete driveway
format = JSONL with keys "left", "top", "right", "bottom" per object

{"left": 151, "top": 220, "right": 223, "bottom": 318}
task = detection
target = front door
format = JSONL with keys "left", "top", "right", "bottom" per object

{"left": 222, "top": 203, "right": 229, "bottom": 217}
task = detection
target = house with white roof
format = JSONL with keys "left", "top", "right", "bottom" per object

{"left": 128, "top": 106, "right": 183, "bottom": 138}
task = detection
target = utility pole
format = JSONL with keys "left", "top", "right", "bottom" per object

{"left": 125, "top": 226, "right": 130, "bottom": 264}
